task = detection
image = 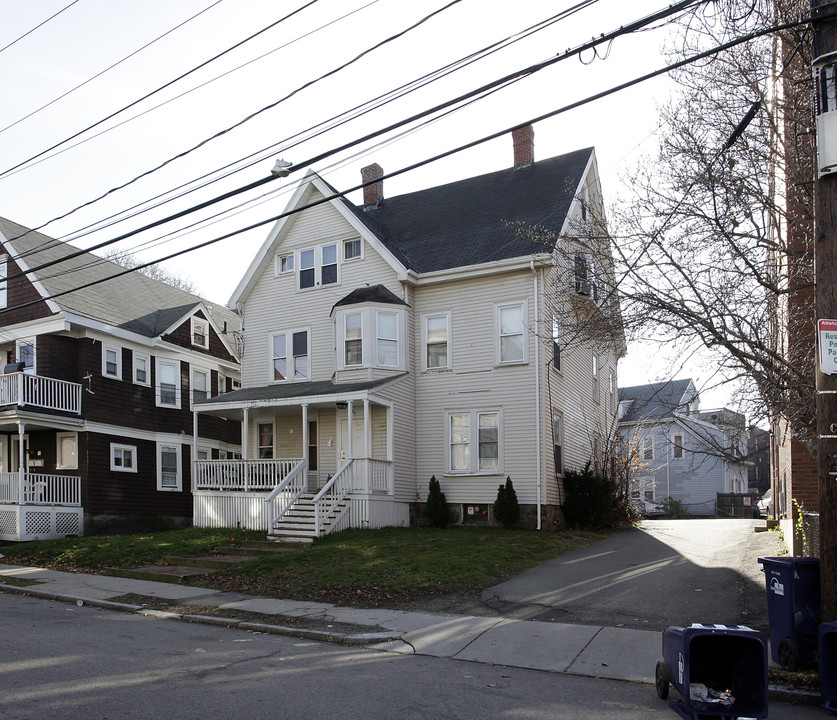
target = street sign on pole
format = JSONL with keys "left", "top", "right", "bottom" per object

{"left": 819, "top": 319, "right": 837, "bottom": 374}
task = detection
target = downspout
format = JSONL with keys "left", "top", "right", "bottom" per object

{"left": 531, "top": 260, "right": 542, "bottom": 530}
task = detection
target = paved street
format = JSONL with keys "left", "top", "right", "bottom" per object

{"left": 483, "top": 519, "right": 784, "bottom": 632}
{"left": 0, "top": 592, "right": 821, "bottom": 720}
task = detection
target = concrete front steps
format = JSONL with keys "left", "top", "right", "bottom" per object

{"left": 103, "top": 540, "right": 306, "bottom": 585}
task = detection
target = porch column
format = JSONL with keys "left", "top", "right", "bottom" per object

{"left": 387, "top": 404, "right": 394, "bottom": 495}
{"left": 347, "top": 401, "right": 354, "bottom": 461}
{"left": 301, "top": 403, "right": 309, "bottom": 471}
{"left": 192, "top": 410, "right": 199, "bottom": 492}
{"left": 363, "top": 399, "right": 371, "bottom": 494}
{"left": 17, "top": 421, "right": 24, "bottom": 505}
{"left": 243, "top": 407, "right": 250, "bottom": 492}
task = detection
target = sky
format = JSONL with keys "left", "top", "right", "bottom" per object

{"left": 0, "top": 0, "right": 733, "bottom": 407}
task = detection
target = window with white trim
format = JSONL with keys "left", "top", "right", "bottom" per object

{"left": 133, "top": 352, "right": 150, "bottom": 386}
{"left": 102, "top": 345, "right": 121, "bottom": 379}
{"left": 0, "top": 255, "right": 7, "bottom": 309}
{"left": 552, "top": 316, "right": 561, "bottom": 371}
{"left": 422, "top": 313, "right": 450, "bottom": 371}
{"left": 447, "top": 410, "right": 502, "bottom": 474}
{"left": 191, "top": 367, "right": 209, "bottom": 403}
{"left": 299, "top": 243, "right": 338, "bottom": 289}
{"left": 592, "top": 355, "right": 600, "bottom": 402}
{"left": 376, "top": 312, "right": 398, "bottom": 367}
{"left": 673, "top": 434, "right": 684, "bottom": 459}
{"left": 56, "top": 432, "right": 78, "bottom": 469}
{"left": 17, "top": 340, "right": 35, "bottom": 375}
{"left": 191, "top": 317, "right": 209, "bottom": 349}
{"left": 552, "top": 414, "right": 563, "bottom": 476}
{"left": 343, "top": 238, "right": 361, "bottom": 261}
{"left": 270, "top": 329, "right": 309, "bottom": 381}
{"left": 344, "top": 313, "right": 363, "bottom": 367}
{"left": 111, "top": 443, "right": 137, "bottom": 472}
{"left": 496, "top": 302, "right": 527, "bottom": 364}
{"left": 276, "top": 253, "right": 294, "bottom": 274}
{"left": 642, "top": 435, "right": 654, "bottom": 461}
{"left": 157, "top": 443, "right": 181, "bottom": 491}
{"left": 156, "top": 359, "right": 180, "bottom": 408}
{"left": 218, "top": 371, "right": 227, "bottom": 394}
{"left": 632, "top": 476, "right": 656, "bottom": 502}
{"left": 258, "top": 423, "right": 274, "bottom": 459}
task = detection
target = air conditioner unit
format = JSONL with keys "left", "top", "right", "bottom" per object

{"left": 575, "top": 279, "right": 591, "bottom": 296}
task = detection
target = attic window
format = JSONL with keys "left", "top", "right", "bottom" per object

{"left": 344, "top": 239, "right": 361, "bottom": 261}
{"left": 191, "top": 317, "right": 209, "bottom": 349}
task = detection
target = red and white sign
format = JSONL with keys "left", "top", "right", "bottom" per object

{"left": 819, "top": 319, "right": 837, "bottom": 374}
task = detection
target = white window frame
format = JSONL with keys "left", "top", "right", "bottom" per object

{"left": 157, "top": 443, "right": 182, "bottom": 491}
{"left": 155, "top": 359, "right": 181, "bottom": 408}
{"left": 0, "top": 255, "right": 7, "bottom": 309}
{"left": 102, "top": 344, "right": 121, "bottom": 379}
{"left": 218, "top": 370, "right": 227, "bottom": 395}
{"left": 673, "top": 433, "right": 684, "bottom": 460}
{"left": 592, "top": 354, "right": 600, "bottom": 402}
{"left": 336, "top": 307, "right": 406, "bottom": 371}
{"left": 445, "top": 409, "right": 503, "bottom": 475}
{"left": 133, "top": 351, "right": 150, "bottom": 386}
{"left": 298, "top": 242, "right": 339, "bottom": 290}
{"left": 642, "top": 435, "right": 654, "bottom": 461}
{"left": 191, "top": 366, "right": 210, "bottom": 404}
{"left": 552, "top": 414, "right": 563, "bottom": 476}
{"left": 56, "top": 432, "right": 78, "bottom": 470}
{"left": 495, "top": 301, "right": 528, "bottom": 365}
{"left": 258, "top": 422, "right": 274, "bottom": 459}
{"left": 343, "top": 238, "right": 362, "bottom": 261}
{"left": 191, "top": 317, "right": 209, "bottom": 350}
{"left": 269, "top": 328, "right": 310, "bottom": 382}
{"left": 551, "top": 316, "right": 561, "bottom": 372}
{"left": 111, "top": 443, "right": 137, "bottom": 473}
{"left": 276, "top": 253, "right": 295, "bottom": 275}
{"left": 16, "top": 339, "right": 35, "bottom": 375}
{"left": 632, "top": 475, "right": 656, "bottom": 502}
{"left": 376, "top": 311, "right": 399, "bottom": 367}
{"left": 421, "top": 312, "right": 451, "bottom": 372}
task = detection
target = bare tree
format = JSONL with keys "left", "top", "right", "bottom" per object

{"left": 101, "top": 249, "right": 198, "bottom": 294}
{"left": 610, "top": 0, "right": 816, "bottom": 450}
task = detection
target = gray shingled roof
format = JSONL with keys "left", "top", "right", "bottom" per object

{"left": 0, "top": 217, "right": 239, "bottom": 337}
{"left": 332, "top": 284, "right": 408, "bottom": 310}
{"left": 618, "top": 379, "right": 694, "bottom": 423}
{"left": 347, "top": 148, "right": 593, "bottom": 273}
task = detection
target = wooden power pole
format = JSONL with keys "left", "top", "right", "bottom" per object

{"left": 812, "top": 0, "right": 837, "bottom": 622}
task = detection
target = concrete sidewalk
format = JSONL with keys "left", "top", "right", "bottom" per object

{"left": 0, "top": 562, "right": 660, "bottom": 684}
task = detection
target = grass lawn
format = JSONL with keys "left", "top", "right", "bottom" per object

{"left": 0, "top": 525, "right": 613, "bottom": 604}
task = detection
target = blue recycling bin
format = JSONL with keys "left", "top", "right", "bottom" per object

{"left": 757, "top": 556, "right": 821, "bottom": 670}
{"left": 820, "top": 621, "right": 837, "bottom": 712}
{"left": 655, "top": 624, "right": 768, "bottom": 720}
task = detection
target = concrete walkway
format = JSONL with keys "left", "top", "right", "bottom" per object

{"left": 0, "top": 562, "right": 660, "bottom": 684}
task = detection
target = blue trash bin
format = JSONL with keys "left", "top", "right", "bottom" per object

{"left": 655, "top": 624, "right": 768, "bottom": 720}
{"left": 820, "top": 622, "right": 837, "bottom": 712}
{"left": 757, "top": 556, "right": 820, "bottom": 670}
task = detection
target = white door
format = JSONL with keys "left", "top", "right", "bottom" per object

{"left": 338, "top": 417, "right": 366, "bottom": 464}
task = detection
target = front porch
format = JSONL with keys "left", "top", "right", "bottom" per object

{"left": 191, "top": 378, "right": 409, "bottom": 538}
{"left": 0, "top": 471, "right": 83, "bottom": 541}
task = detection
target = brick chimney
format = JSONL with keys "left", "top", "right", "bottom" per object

{"left": 512, "top": 125, "right": 535, "bottom": 168}
{"left": 361, "top": 163, "right": 384, "bottom": 207}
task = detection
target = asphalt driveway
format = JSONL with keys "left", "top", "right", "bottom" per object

{"left": 481, "top": 519, "right": 785, "bottom": 632}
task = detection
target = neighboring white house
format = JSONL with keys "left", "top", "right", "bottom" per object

{"left": 618, "top": 379, "right": 750, "bottom": 516}
{"left": 193, "top": 126, "right": 625, "bottom": 537}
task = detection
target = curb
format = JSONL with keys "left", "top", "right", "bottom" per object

{"left": 0, "top": 581, "right": 399, "bottom": 647}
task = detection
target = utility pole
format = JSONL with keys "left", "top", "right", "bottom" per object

{"left": 812, "top": 0, "right": 837, "bottom": 622}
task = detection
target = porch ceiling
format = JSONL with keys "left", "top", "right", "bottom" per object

{"left": 0, "top": 409, "right": 83, "bottom": 433}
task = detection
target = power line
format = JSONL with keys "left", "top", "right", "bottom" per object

{"left": 0, "top": 1, "right": 79, "bottom": 55}
{"left": 1, "top": 4, "right": 811, "bottom": 318}
{"left": 0, "top": 0, "right": 226, "bottom": 135}
{"left": 3, "top": 0, "right": 694, "bottom": 280}
{"left": 0, "top": 0, "right": 321, "bottom": 180}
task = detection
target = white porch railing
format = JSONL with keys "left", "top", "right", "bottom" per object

{"left": 0, "top": 373, "right": 82, "bottom": 414}
{"left": 194, "top": 458, "right": 304, "bottom": 492}
{"left": 313, "top": 460, "right": 354, "bottom": 536}
{"left": 0, "top": 471, "right": 82, "bottom": 506}
{"left": 264, "top": 459, "right": 307, "bottom": 528}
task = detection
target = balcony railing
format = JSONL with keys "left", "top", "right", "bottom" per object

{"left": 0, "top": 472, "right": 82, "bottom": 506}
{"left": 0, "top": 373, "right": 82, "bottom": 415}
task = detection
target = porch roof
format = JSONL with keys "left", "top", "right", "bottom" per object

{"left": 194, "top": 374, "right": 407, "bottom": 413}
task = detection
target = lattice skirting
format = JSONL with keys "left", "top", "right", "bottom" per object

{"left": 0, "top": 505, "right": 84, "bottom": 542}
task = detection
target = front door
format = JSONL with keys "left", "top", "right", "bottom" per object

{"left": 338, "top": 416, "right": 366, "bottom": 465}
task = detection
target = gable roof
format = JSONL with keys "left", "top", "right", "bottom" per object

{"left": 618, "top": 379, "right": 696, "bottom": 423}
{"left": 0, "top": 217, "right": 239, "bottom": 342}
{"left": 332, "top": 284, "right": 408, "bottom": 311}
{"left": 359, "top": 148, "right": 594, "bottom": 273}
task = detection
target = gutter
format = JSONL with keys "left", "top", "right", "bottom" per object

{"left": 531, "top": 259, "right": 542, "bottom": 530}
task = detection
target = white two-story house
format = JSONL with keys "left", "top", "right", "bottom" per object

{"left": 193, "top": 126, "right": 625, "bottom": 537}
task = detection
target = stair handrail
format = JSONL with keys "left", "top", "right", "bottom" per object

{"left": 312, "top": 459, "right": 353, "bottom": 535}
{"left": 265, "top": 459, "right": 306, "bottom": 526}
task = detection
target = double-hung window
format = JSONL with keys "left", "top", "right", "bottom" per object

{"left": 271, "top": 329, "right": 309, "bottom": 381}
{"left": 133, "top": 352, "right": 150, "bottom": 385}
{"left": 191, "top": 317, "right": 209, "bottom": 349}
{"left": 422, "top": 313, "right": 450, "bottom": 371}
{"left": 496, "top": 302, "right": 527, "bottom": 364}
{"left": 642, "top": 436, "right": 654, "bottom": 461}
{"left": 551, "top": 316, "right": 561, "bottom": 371}
{"left": 17, "top": 340, "right": 35, "bottom": 374}
{"left": 102, "top": 345, "right": 121, "bottom": 379}
{"left": 552, "top": 415, "right": 563, "bottom": 475}
{"left": 673, "top": 434, "right": 684, "bottom": 459}
{"left": 157, "top": 443, "right": 181, "bottom": 491}
{"left": 191, "top": 367, "right": 209, "bottom": 403}
{"left": 258, "top": 423, "right": 274, "bottom": 459}
{"left": 0, "top": 255, "right": 7, "bottom": 308}
{"left": 156, "top": 359, "right": 180, "bottom": 408}
{"left": 376, "top": 312, "right": 398, "bottom": 366}
{"left": 447, "top": 410, "right": 502, "bottom": 474}
{"left": 344, "top": 313, "right": 363, "bottom": 367}
{"left": 592, "top": 355, "right": 600, "bottom": 402}
{"left": 298, "top": 243, "right": 338, "bottom": 290}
